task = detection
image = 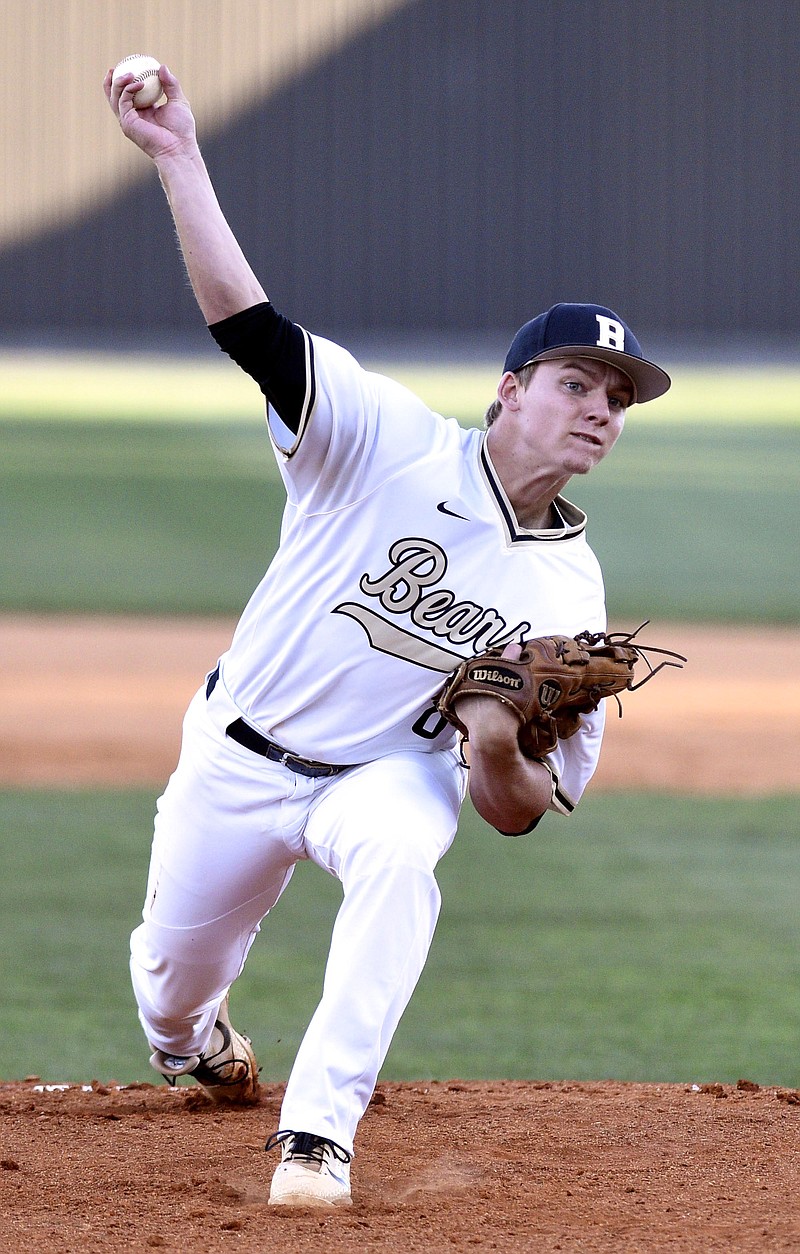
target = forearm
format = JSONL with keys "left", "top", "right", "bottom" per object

{"left": 465, "top": 720, "right": 553, "bottom": 835}
{"left": 155, "top": 148, "right": 267, "bottom": 323}
{"left": 106, "top": 66, "right": 267, "bottom": 324}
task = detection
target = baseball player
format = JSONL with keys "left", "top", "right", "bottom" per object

{"left": 105, "top": 65, "right": 671, "bottom": 1208}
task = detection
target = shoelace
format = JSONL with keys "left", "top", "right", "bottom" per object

{"left": 191, "top": 1020, "right": 253, "bottom": 1087}
{"left": 265, "top": 1130, "right": 351, "bottom": 1164}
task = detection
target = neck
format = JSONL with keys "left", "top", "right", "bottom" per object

{"left": 518, "top": 498, "right": 562, "bottom": 530}
{"left": 486, "top": 430, "right": 571, "bottom": 529}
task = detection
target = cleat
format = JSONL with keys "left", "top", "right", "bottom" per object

{"left": 266, "top": 1130, "right": 352, "bottom": 1207}
{"left": 149, "top": 995, "right": 259, "bottom": 1104}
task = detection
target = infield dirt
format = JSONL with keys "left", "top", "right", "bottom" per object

{"left": 1, "top": 616, "right": 798, "bottom": 793}
{"left": 2, "top": 616, "right": 798, "bottom": 1251}
{"left": 2, "top": 1078, "right": 799, "bottom": 1252}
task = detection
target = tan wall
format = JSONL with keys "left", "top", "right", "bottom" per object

{"left": 0, "top": 0, "right": 416, "bottom": 246}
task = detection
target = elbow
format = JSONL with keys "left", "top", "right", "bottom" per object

{"left": 467, "top": 775, "right": 549, "bottom": 836}
{"left": 465, "top": 740, "right": 555, "bottom": 835}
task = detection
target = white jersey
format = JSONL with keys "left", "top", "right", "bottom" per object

{"left": 215, "top": 328, "right": 607, "bottom": 815}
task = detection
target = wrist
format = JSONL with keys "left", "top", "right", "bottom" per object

{"left": 155, "top": 143, "right": 205, "bottom": 180}
{"left": 467, "top": 728, "right": 521, "bottom": 769}
{"left": 453, "top": 696, "right": 521, "bottom": 756}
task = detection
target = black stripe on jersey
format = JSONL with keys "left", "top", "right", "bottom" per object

{"left": 497, "top": 759, "right": 575, "bottom": 834}
{"left": 552, "top": 779, "right": 576, "bottom": 814}
{"left": 540, "top": 757, "right": 577, "bottom": 816}
{"left": 479, "top": 441, "right": 586, "bottom": 543}
{"left": 208, "top": 302, "right": 316, "bottom": 452}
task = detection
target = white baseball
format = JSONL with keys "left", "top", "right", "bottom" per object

{"left": 112, "top": 55, "right": 164, "bottom": 109}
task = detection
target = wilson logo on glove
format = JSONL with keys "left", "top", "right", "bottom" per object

{"left": 468, "top": 665, "right": 524, "bottom": 691}
{"left": 538, "top": 680, "right": 563, "bottom": 709}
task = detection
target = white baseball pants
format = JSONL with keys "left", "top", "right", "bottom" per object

{"left": 130, "top": 676, "right": 466, "bottom": 1155}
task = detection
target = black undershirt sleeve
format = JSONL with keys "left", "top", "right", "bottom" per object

{"left": 208, "top": 302, "right": 313, "bottom": 436}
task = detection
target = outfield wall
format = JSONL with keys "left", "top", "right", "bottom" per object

{"left": 2, "top": 0, "right": 799, "bottom": 344}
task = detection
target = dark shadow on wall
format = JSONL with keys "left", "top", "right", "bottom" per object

{"left": 2, "top": 0, "right": 799, "bottom": 345}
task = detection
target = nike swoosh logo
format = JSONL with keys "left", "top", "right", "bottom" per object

{"left": 436, "top": 501, "right": 470, "bottom": 521}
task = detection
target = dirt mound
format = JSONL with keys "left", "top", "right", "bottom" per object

{"left": 2, "top": 1078, "right": 799, "bottom": 1252}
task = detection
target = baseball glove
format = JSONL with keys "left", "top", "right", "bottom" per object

{"left": 436, "top": 622, "right": 686, "bottom": 759}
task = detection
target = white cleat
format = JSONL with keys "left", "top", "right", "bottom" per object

{"left": 267, "top": 1131, "right": 352, "bottom": 1207}
{"left": 149, "top": 995, "right": 259, "bottom": 1105}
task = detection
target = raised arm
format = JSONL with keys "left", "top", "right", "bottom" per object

{"left": 104, "top": 64, "right": 266, "bottom": 323}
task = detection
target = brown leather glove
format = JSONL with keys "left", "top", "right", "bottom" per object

{"left": 436, "top": 624, "right": 686, "bottom": 759}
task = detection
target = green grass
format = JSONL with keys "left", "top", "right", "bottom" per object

{"left": 1, "top": 353, "right": 798, "bottom": 620}
{"left": 3, "top": 350, "right": 800, "bottom": 426}
{"left": 1, "top": 418, "right": 797, "bottom": 620}
{"left": 387, "top": 362, "right": 800, "bottom": 428}
{"left": 567, "top": 422, "right": 800, "bottom": 622}
{"left": 2, "top": 355, "right": 796, "bottom": 1092}
{"left": 2, "top": 789, "right": 797, "bottom": 1088}
{"left": 0, "top": 421, "right": 281, "bottom": 614}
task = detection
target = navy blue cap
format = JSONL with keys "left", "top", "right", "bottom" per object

{"left": 503, "top": 303, "right": 671, "bottom": 404}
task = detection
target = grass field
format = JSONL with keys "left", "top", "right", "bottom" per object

{"left": 2, "top": 350, "right": 798, "bottom": 620}
{"left": 3, "top": 350, "right": 800, "bottom": 426}
{"left": 1, "top": 789, "right": 797, "bottom": 1088}
{"left": 2, "top": 418, "right": 798, "bottom": 621}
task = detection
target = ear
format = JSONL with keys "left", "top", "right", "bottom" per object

{"left": 496, "top": 370, "right": 521, "bottom": 410}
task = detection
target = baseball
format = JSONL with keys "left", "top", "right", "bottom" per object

{"left": 112, "top": 55, "right": 164, "bottom": 109}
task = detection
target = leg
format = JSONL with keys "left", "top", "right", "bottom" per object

{"left": 130, "top": 686, "right": 316, "bottom": 1066}
{"left": 277, "top": 747, "right": 465, "bottom": 1155}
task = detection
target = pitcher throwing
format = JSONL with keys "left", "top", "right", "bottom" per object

{"left": 105, "top": 62, "right": 672, "bottom": 1208}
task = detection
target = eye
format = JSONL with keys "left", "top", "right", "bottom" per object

{"left": 563, "top": 379, "right": 583, "bottom": 393}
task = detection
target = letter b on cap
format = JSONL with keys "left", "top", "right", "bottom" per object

{"left": 595, "top": 314, "right": 625, "bottom": 351}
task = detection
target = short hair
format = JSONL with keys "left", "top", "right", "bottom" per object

{"left": 484, "top": 362, "right": 539, "bottom": 428}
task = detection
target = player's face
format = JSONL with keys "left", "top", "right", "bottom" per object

{"left": 504, "top": 357, "right": 631, "bottom": 476}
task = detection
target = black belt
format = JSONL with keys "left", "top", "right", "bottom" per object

{"left": 206, "top": 666, "right": 349, "bottom": 779}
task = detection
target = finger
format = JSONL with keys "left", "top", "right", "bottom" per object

{"left": 159, "top": 65, "right": 186, "bottom": 104}
{"left": 108, "top": 70, "right": 135, "bottom": 114}
{"left": 117, "top": 77, "right": 150, "bottom": 121}
{"left": 501, "top": 642, "right": 523, "bottom": 661}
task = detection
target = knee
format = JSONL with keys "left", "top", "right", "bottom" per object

{"left": 130, "top": 922, "right": 225, "bottom": 1026}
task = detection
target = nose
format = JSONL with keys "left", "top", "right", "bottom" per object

{"left": 585, "top": 391, "right": 612, "bottom": 424}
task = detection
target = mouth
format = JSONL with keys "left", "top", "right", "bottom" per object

{"left": 571, "top": 432, "right": 602, "bottom": 447}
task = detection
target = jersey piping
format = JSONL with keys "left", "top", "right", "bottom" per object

{"left": 478, "top": 441, "right": 587, "bottom": 544}
{"left": 270, "top": 326, "right": 316, "bottom": 456}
